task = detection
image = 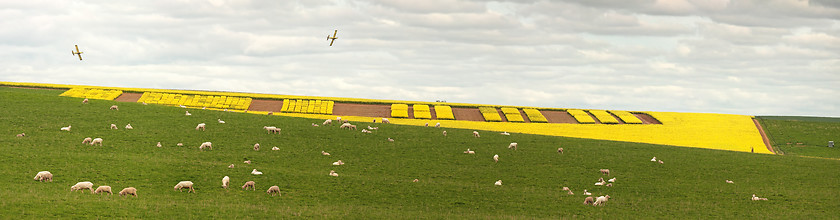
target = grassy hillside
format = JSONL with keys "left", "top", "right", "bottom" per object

{"left": 1, "top": 86, "right": 838, "bottom": 219}
{"left": 757, "top": 116, "right": 840, "bottom": 159}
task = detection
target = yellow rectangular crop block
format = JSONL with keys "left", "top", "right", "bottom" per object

{"left": 505, "top": 113, "right": 525, "bottom": 122}
{"left": 567, "top": 109, "right": 596, "bottom": 124}
{"left": 482, "top": 112, "right": 503, "bottom": 122}
{"left": 500, "top": 107, "right": 519, "bottom": 115}
{"left": 434, "top": 106, "right": 455, "bottom": 120}
{"left": 522, "top": 109, "right": 548, "bottom": 123}
{"left": 609, "top": 110, "right": 644, "bottom": 124}
{"left": 589, "top": 110, "right": 620, "bottom": 124}
{"left": 478, "top": 107, "right": 497, "bottom": 114}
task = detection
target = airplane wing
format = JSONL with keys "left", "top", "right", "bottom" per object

{"left": 77, "top": 54, "right": 83, "bottom": 60}
{"left": 332, "top": 30, "right": 338, "bottom": 38}
{"left": 329, "top": 39, "right": 335, "bottom": 46}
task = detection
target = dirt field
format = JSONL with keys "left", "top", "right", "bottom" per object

{"left": 114, "top": 93, "right": 143, "bottom": 102}
{"left": 452, "top": 108, "right": 484, "bottom": 122}
{"left": 540, "top": 110, "right": 578, "bottom": 124}
{"left": 248, "top": 99, "right": 284, "bottom": 112}
{"left": 634, "top": 113, "right": 662, "bottom": 124}
{"left": 332, "top": 103, "right": 391, "bottom": 118}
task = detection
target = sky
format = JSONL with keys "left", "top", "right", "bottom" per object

{"left": 1, "top": 0, "right": 838, "bottom": 117}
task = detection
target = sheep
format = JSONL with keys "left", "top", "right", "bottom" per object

{"left": 558, "top": 148, "right": 564, "bottom": 154}
{"left": 500, "top": 131, "right": 510, "bottom": 135}
{"left": 473, "top": 131, "right": 480, "bottom": 138}
{"left": 658, "top": 160, "right": 664, "bottom": 164}
{"left": 254, "top": 143, "right": 260, "bottom": 151}
{"left": 584, "top": 196, "right": 595, "bottom": 205}
{"left": 251, "top": 169, "right": 263, "bottom": 175}
{"left": 332, "top": 160, "right": 344, "bottom": 166}
{"left": 82, "top": 137, "right": 92, "bottom": 144}
{"left": 228, "top": 164, "right": 235, "bottom": 168}
{"left": 196, "top": 123, "right": 206, "bottom": 131}
{"left": 94, "top": 186, "right": 112, "bottom": 195}
{"left": 264, "top": 126, "right": 280, "bottom": 134}
{"left": 463, "top": 149, "right": 475, "bottom": 154}
{"left": 185, "top": 111, "right": 191, "bottom": 116}
{"left": 174, "top": 181, "right": 195, "bottom": 193}
{"left": 321, "top": 151, "right": 330, "bottom": 156}
{"left": 495, "top": 180, "right": 502, "bottom": 186}
{"left": 156, "top": 142, "right": 162, "bottom": 148}
{"left": 71, "top": 181, "right": 94, "bottom": 193}
{"left": 568, "top": 190, "right": 574, "bottom": 195}
{"left": 244, "top": 160, "right": 251, "bottom": 164}
{"left": 110, "top": 105, "right": 118, "bottom": 110}
{"left": 82, "top": 98, "right": 89, "bottom": 104}
{"left": 125, "top": 124, "right": 133, "bottom": 129}
{"left": 177, "top": 143, "right": 184, "bottom": 146}
{"left": 425, "top": 123, "right": 429, "bottom": 127}
{"left": 562, "top": 187, "right": 570, "bottom": 191}
{"left": 751, "top": 194, "right": 768, "bottom": 201}
{"left": 323, "top": 119, "right": 332, "bottom": 126}
{"left": 90, "top": 138, "right": 103, "bottom": 146}
{"left": 413, "top": 179, "right": 419, "bottom": 182}
{"left": 271, "top": 146, "right": 280, "bottom": 151}
{"left": 266, "top": 185, "right": 281, "bottom": 196}
{"left": 508, "top": 142, "right": 518, "bottom": 150}
{"left": 583, "top": 189, "right": 591, "bottom": 195}
{"left": 595, "top": 181, "right": 605, "bottom": 186}
{"left": 606, "top": 183, "right": 613, "bottom": 187}
{"left": 608, "top": 178, "right": 616, "bottom": 183}
{"left": 726, "top": 180, "right": 734, "bottom": 184}
{"left": 361, "top": 129, "right": 370, "bottom": 133}
{"left": 381, "top": 118, "right": 390, "bottom": 123}
{"left": 600, "top": 169, "right": 610, "bottom": 175}
{"left": 598, "top": 177, "right": 605, "bottom": 182}
{"left": 339, "top": 123, "right": 356, "bottom": 130}
{"left": 442, "top": 131, "right": 447, "bottom": 136}
{"left": 593, "top": 195, "right": 610, "bottom": 206}
{"left": 119, "top": 187, "right": 137, "bottom": 197}
{"left": 242, "top": 181, "right": 255, "bottom": 190}
{"left": 142, "top": 102, "right": 148, "bottom": 105}
{"left": 493, "top": 154, "right": 499, "bottom": 162}
{"left": 222, "top": 176, "right": 230, "bottom": 189}
{"left": 218, "top": 119, "right": 225, "bottom": 124}
{"left": 367, "top": 126, "right": 379, "bottom": 130}
{"left": 329, "top": 170, "right": 339, "bottom": 177}
{"left": 267, "top": 111, "right": 273, "bottom": 115}
{"left": 110, "top": 124, "right": 118, "bottom": 130}
{"left": 16, "top": 133, "right": 25, "bottom": 137}
{"left": 651, "top": 157, "right": 657, "bottom": 162}
{"left": 34, "top": 171, "right": 52, "bottom": 182}
{"left": 61, "top": 125, "right": 71, "bottom": 131}
{"left": 387, "top": 138, "right": 394, "bottom": 142}
{"left": 435, "top": 122, "right": 441, "bottom": 128}
{"left": 199, "top": 142, "right": 212, "bottom": 150}
{"left": 311, "top": 123, "right": 319, "bottom": 127}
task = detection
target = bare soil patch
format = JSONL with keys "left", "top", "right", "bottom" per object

{"left": 540, "top": 110, "right": 578, "bottom": 124}
{"left": 518, "top": 109, "right": 531, "bottom": 123}
{"left": 633, "top": 113, "right": 662, "bottom": 124}
{"left": 753, "top": 119, "right": 776, "bottom": 154}
{"left": 248, "top": 99, "right": 284, "bottom": 112}
{"left": 452, "top": 107, "right": 484, "bottom": 122}
{"left": 332, "top": 103, "right": 391, "bottom": 118}
{"left": 114, "top": 93, "right": 143, "bottom": 102}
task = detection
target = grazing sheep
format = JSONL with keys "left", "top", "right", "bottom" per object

{"left": 71, "top": 181, "right": 94, "bottom": 193}
{"left": 367, "top": 126, "right": 379, "bottom": 130}
{"left": 82, "top": 137, "right": 92, "bottom": 144}
{"left": 177, "top": 143, "right": 184, "bottom": 146}
{"left": 119, "top": 187, "right": 137, "bottom": 197}
{"left": 323, "top": 119, "right": 332, "bottom": 126}
{"left": 185, "top": 111, "right": 191, "bottom": 116}
{"left": 311, "top": 123, "right": 319, "bottom": 127}
{"left": 34, "top": 171, "right": 53, "bottom": 182}
{"left": 413, "top": 179, "right": 419, "bottom": 182}
{"left": 435, "top": 122, "right": 440, "bottom": 128}
{"left": 196, "top": 123, "right": 206, "bottom": 131}
{"left": 387, "top": 138, "right": 394, "bottom": 142}
{"left": 606, "top": 183, "right": 613, "bottom": 187}
{"left": 199, "top": 142, "right": 212, "bottom": 150}
{"left": 82, "top": 98, "right": 89, "bottom": 104}
{"left": 442, "top": 131, "right": 447, "bottom": 136}
{"left": 242, "top": 181, "right": 255, "bottom": 190}
{"left": 94, "top": 186, "right": 112, "bottom": 195}
{"left": 600, "top": 169, "right": 610, "bottom": 175}
{"left": 322, "top": 151, "right": 330, "bottom": 156}
{"left": 110, "top": 124, "right": 118, "bottom": 129}
{"left": 658, "top": 160, "right": 664, "bottom": 164}
{"left": 493, "top": 154, "right": 499, "bottom": 162}
{"left": 500, "top": 131, "right": 510, "bottom": 135}
{"left": 593, "top": 195, "right": 610, "bottom": 206}
{"left": 361, "top": 129, "right": 370, "bottom": 133}
{"left": 61, "top": 125, "right": 71, "bottom": 131}
{"left": 244, "top": 160, "right": 251, "bottom": 164}
{"left": 595, "top": 182, "right": 605, "bottom": 186}
{"left": 495, "top": 180, "right": 502, "bottom": 186}
{"left": 222, "top": 176, "right": 230, "bottom": 189}
{"left": 562, "top": 186, "right": 570, "bottom": 191}
{"left": 263, "top": 126, "right": 281, "bottom": 134}
{"left": 651, "top": 157, "right": 657, "bottom": 162}
{"left": 254, "top": 143, "right": 260, "bottom": 151}
{"left": 329, "top": 170, "right": 339, "bottom": 177}
{"left": 251, "top": 169, "right": 263, "bottom": 175}
{"left": 228, "top": 164, "right": 235, "bottom": 168}
{"left": 267, "top": 111, "right": 273, "bottom": 115}
{"left": 472, "top": 131, "right": 480, "bottom": 137}
{"left": 332, "top": 160, "right": 344, "bottom": 166}
{"left": 271, "top": 146, "right": 280, "bottom": 151}
{"left": 110, "top": 105, "right": 118, "bottom": 110}
{"left": 90, "top": 138, "right": 103, "bottom": 146}
{"left": 598, "top": 177, "right": 605, "bottom": 182}
{"left": 266, "top": 185, "right": 281, "bottom": 196}
{"left": 751, "top": 194, "right": 768, "bottom": 201}
{"left": 608, "top": 178, "right": 616, "bottom": 183}
{"left": 381, "top": 118, "right": 390, "bottom": 123}
{"left": 558, "top": 148, "right": 564, "bottom": 154}
{"left": 726, "top": 180, "right": 734, "bottom": 184}
{"left": 340, "top": 123, "right": 356, "bottom": 130}
{"left": 425, "top": 123, "right": 429, "bottom": 127}
{"left": 584, "top": 196, "right": 595, "bottom": 205}
{"left": 336, "top": 116, "right": 342, "bottom": 121}
{"left": 508, "top": 142, "right": 518, "bottom": 150}
{"left": 16, "top": 133, "right": 25, "bottom": 137}
{"left": 463, "top": 149, "right": 475, "bottom": 154}
{"left": 174, "top": 181, "right": 195, "bottom": 193}
{"left": 568, "top": 190, "right": 574, "bottom": 195}
{"left": 583, "top": 189, "right": 591, "bottom": 195}
{"left": 218, "top": 119, "right": 225, "bottom": 124}
{"left": 156, "top": 142, "right": 162, "bottom": 148}
{"left": 125, "top": 124, "right": 133, "bottom": 129}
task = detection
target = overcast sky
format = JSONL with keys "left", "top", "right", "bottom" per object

{"left": 1, "top": 0, "right": 838, "bottom": 117}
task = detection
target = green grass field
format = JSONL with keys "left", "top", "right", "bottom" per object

{"left": 757, "top": 116, "right": 840, "bottom": 159}
{"left": 2, "top": 86, "right": 839, "bottom": 219}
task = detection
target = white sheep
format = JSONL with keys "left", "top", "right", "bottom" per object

{"left": 329, "top": 170, "right": 339, "bottom": 177}
{"left": 228, "top": 164, "right": 235, "bottom": 168}
{"left": 726, "top": 180, "right": 734, "bottom": 184}
{"left": 196, "top": 123, "right": 206, "bottom": 131}
{"left": 658, "top": 160, "right": 664, "bottom": 164}
{"left": 321, "top": 151, "right": 330, "bottom": 156}
{"left": 751, "top": 194, "right": 768, "bottom": 201}
{"left": 473, "top": 131, "right": 480, "bottom": 138}
{"left": 381, "top": 118, "right": 390, "bottom": 123}
{"left": 463, "top": 149, "right": 475, "bottom": 154}
{"left": 608, "top": 178, "right": 616, "bottom": 183}
{"left": 600, "top": 169, "right": 610, "bottom": 175}
{"left": 493, "top": 154, "right": 499, "bottom": 162}
{"left": 651, "top": 157, "right": 657, "bottom": 162}
{"left": 584, "top": 196, "right": 595, "bottom": 205}
{"left": 82, "top": 137, "right": 92, "bottom": 144}
{"left": 323, "top": 119, "right": 332, "bottom": 126}
{"left": 271, "top": 146, "right": 280, "bottom": 151}
{"left": 562, "top": 186, "right": 570, "bottom": 191}
{"left": 508, "top": 142, "right": 518, "bottom": 150}
{"left": 435, "top": 122, "right": 441, "bottom": 128}
{"left": 177, "top": 143, "right": 184, "bottom": 146}
{"left": 387, "top": 137, "right": 394, "bottom": 142}
{"left": 500, "top": 131, "right": 510, "bottom": 135}
{"left": 94, "top": 186, "right": 112, "bottom": 195}
{"left": 263, "top": 126, "right": 280, "bottom": 134}
{"left": 71, "top": 181, "right": 94, "bottom": 193}
{"left": 90, "top": 138, "right": 103, "bottom": 146}
{"left": 156, "top": 142, "right": 162, "bottom": 148}
{"left": 218, "top": 119, "right": 225, "bottom": 124}
{"left": 266, "top": 185, "right": 281, "bottom": 196}
{"left": 251, "top": 169, "right": 263, "bottom": 175}
{"left": 34, "top": 171, "right": 53, "bottom": 182}
{"left": 110, "top": 124, "right": 118, "bottom": 130}
{"left": 583, "top": 189, "right": 591, "bottom": 195}
{"left": 82, "top": 98, "right": 89, "bottom": 104}
{"left": 339, "top": 123, "right": 356, "bottom": 130}
{"left": 242, "top": 181, "right": 256, "bottom": 190}
{"left": 332, "top": 160, "right": 344, "bottom": 166}
{"left": 413, "top": 179, "right": 419, "bottom": 182}
{"left": 61, "top": 125, "right": 71, "bottom": 131}
{"left": 311, "top": 123, "right": 319, "bottom": 127}
{"left": 595, "top": 181, "right": 605, "bottom": 186}
{"left": 119, "top": 187, "right": 137, "bottom": 197}
{"left": 367, "top": 126, "right": 378, "bottom": 130}
{"left": 442, "top": 131, "right": 447, "bottom": 136}
{"left": 336, "top": 116, "right": 342, "bottom": 121}
{"left": 16, "top": 133, "right": 25, "bottom": 137}
{"left": 495, "top": 180, "right": 502, "bottom": 186}
{"left": 125, "top": 124, "right": 133, "bottom": 129}
{"left": 244, "top": 160, "right": 251, "bottom": 164}
{"left": 568, "top": 190, "right": 574, "bottom": 195}
{"left": 254, "top": 143, "right": 260, "bottom": 151}
{"left": 185, "top": 111, "right": 191, "bottom": 116}
{"left": 222, "top": 176, "right": 230, "bottom": 189}
{"left": 174, "top": 181, "right": 195, "bottom": 193}
{"left": 110, "top": 105, "right": 118, "bottom": 110}
{"left": 593, "top": 195, "right": 610, "bottom": 206}
{"left": 199, "top": 142, "right": 212, "bottom": 150}
{"left": 558, "top": 148, "right": 564, "bottom": 154}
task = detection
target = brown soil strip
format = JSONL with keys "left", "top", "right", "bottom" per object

{"left": 634, "top": 113, "right": 662, "bottom": 124}
{"left": 585, "top": 111, "right": 603, "bottom": 124}
{"left": 452, "top": 107, "right": 484, "bottom": 121}
{"left": 407, "top": 106, "right": 415, "bottom": 119}
{"left": 248, "top": 99, "right": 284, "bottom": 112}
{"left": 607, "top": 112, "right": 626, "bottom": 124}
{"left": 495, "top": 108, "right": 509, "bottom": 122}
{"left": 114, "top": 93, "right": 143, "bottom": 102}
{"left": 540, "top": 110, "right": 578, "bottom": 124}
{"left": 753, "top": 119, "right": 776, "bottom": 154}
{"left": 429, "top": 107, "right": 438, "bottom": 120}
{"left": 518, "top": 109, "right": 531, "bottom": 123}
{"left": 332, "top": 103, "right": 391, "bottom": 118}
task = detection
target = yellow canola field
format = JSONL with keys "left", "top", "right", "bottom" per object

{"left": 59, "top": 87, "right": 123, "bottom": 100}
{"left": 391, "top": 104, "right": 409, "bottom": 118}
{"left": 501, "top": 107, "right": 525, "bottom": 122}
{"left": 568, "top": 109, "right": 596, "bottom": 124}
{"left": 434, "top": 106, "right": 455, "bottom": 120}
{"left": 523, "top": 109, "right": 548, "bottom": 123}
{"left": 138, "top": 92, "right": 251, "bottom": 110}
{"left": 413, "top": 104, "right": 431, "bottom": 119}
{"left": 479, "top": 107, "right": 502, "bottom": 122}
{"left": 589, "top": 110, "right": 620, "bottom": 124}
{"left": 610, "top": 110, "right": 644, "bottom": 124}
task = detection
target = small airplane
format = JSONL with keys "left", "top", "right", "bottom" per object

{"left": 71, "top": 45, "right": 83, "bottom": 60}
{"left": 327, "top": 30, "right": 338, "bottom": 46}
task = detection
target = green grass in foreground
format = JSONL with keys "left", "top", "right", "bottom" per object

{"left": 1, "top": 86, "right": 839, "bottom": 219}
{"left": 757, "top": 116, "right": 840, "bottom": 159}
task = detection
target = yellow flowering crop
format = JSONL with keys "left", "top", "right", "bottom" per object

{"left": 413, "top": 104, "right": 431, "bottom": 119}
{"left": 609, "top": 110, "right": 644, "bottom": 124}
{"left": 391, "top": 104, "right": 409, "bottom": 118}
{"left": 479, "top": 107, "right": 502, "bottom": 122}
{"left": 137, "top": 92, "right": 251, "bottom": 110}
{"left": 567, "top": 109, "right": 596, "bottom": 124}
{"left": 501, "top": 107, "right": 525, "bottom": 122}
{"left": 434, "top": 105, "right": 455, "bottom": 120}
{"left": 522, "top": 109, "right": 548, "bottom": 123}
{"left": 280, "top": 99, "right": 333, "bottom": 114}
{"left": 589, "top": 110, "right": 620, "bottom": 124}
{"left": 59, "top": 87, "right": 123, "bottom": 100}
